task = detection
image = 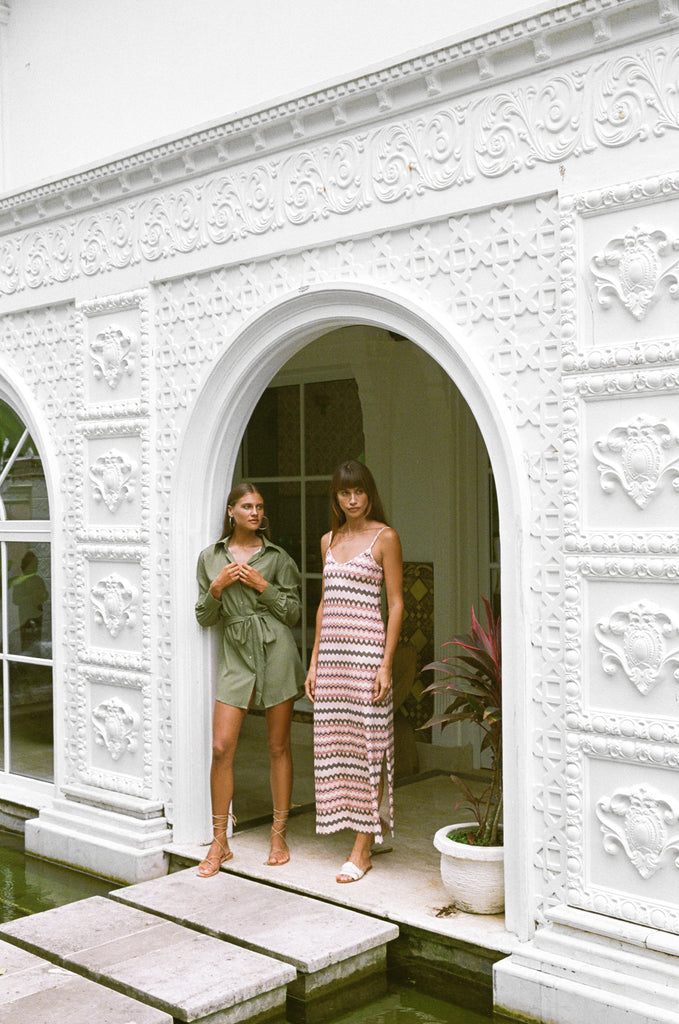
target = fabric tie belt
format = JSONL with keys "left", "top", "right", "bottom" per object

{"left": 222, "top": 611, "right": 276, "bottom": 706}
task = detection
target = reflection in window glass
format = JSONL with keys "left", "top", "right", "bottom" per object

{"left": 0, "top": 435, "right": 49, "bottom": 521}
{"left": 0, "top": 402, "right": 27, "bottom": 477}
{"left": 7, "top": 542, "right": 51, "bottom": 658}
{"left": 0, "top": 398, "right": 53, "bottom": 785}
{"left": 9, "top": 663, "right": 53, "bottom": 782}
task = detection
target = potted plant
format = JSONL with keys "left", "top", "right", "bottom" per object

{"left": 421, "top": 597, "right": 503, "bottom": 914}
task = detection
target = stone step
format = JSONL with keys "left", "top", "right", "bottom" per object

{"left": 111, "top": 867, "right": 399, "bottom": 1023}
{"left": 0, "top": 939, "right": 172, "bottom": 1024}
{"left": 0, "top": 895, "right": 295, "bottom": 1024}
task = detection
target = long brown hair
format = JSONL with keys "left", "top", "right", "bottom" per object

{"left": 329, "top": 460, "right": 388, "bottom": 532}
{"left": 220, "top": 482, "right": 270, "bottom": 540}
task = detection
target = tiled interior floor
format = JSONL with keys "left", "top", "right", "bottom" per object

{"left": 169, "top": 715, "right": 518, "bottom": 957}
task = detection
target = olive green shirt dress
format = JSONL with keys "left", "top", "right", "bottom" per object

{"left": 195, "top": 535, "right": 305, "bottom": 708}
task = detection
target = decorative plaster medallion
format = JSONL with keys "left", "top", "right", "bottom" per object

{"left": 596, "top": 785, "right": 679, "bottom": 879}
{"left": 89, "top": 449, "right": 138, "bottom": 512}
{"left": 91, "top": 697, "right": 139, "bottom": 761}
{"left": 595, "top": 600, "right": 679, "bottom": 695}
{"left": 90, "top": 326, "right": 136, "bottom": 389}
{"left": 593, "top": 416, "right": 679, "bottom": 508}
{"left": 590, "top": 225, "right": 679, "bottom": 320}
{"left": 90, "top": 572, "right": 137, "bottom": 638}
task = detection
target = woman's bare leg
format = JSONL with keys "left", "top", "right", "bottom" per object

{"left": 198, "top": 701, "right": 247, "bottom": 876}
{"left": 265, "top": 698, "right": 294, "bottom": 865}
{"left": 336, "top": 773, "right": 385, "bottom": 882}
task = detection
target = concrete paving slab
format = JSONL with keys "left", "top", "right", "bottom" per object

{"left": 0, "top": 936, "right": 171, "bottom": 1024}
{"left": 0, "top": 895, "right": 295, "bottom": 1024}
{"left": 111, "top": 868, "right": 398, "bottom": 972}
{"left": 111, "top": 869, "right": 398, "bottom": 1023}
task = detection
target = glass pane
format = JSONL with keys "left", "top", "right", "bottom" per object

{"left": 0, "top": 434, "right": 49, "bottom": 520}
{"left": 259, "top": 481, "right": 301, "bottom": 570}
{"left": 9, "top": 662, "right": 53, "bottom": 781}
{"left": 7, "top": 542, "right": 51, "bottom": 658}
{"left": 0, "top": 401, "right": 26, "bottom": 476}
{"left": 304, "top": 380, "right": 364, "bottom": 475}
{"left": 305, "top": 481, "right": 332, "bottom": 573}
{"left": 246, "top": 385, "right": 300, "bottom": 478}
{"left": 0, "top": 544, "right": 3, "bottom": 656}
{"left": 0, "top": 668, "right": 4, "bottom": 771}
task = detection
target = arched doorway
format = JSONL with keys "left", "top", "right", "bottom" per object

{"left": 172, "top": 283, "right": 531, "bottom": 938}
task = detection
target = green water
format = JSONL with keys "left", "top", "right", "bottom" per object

{"left": 0, "top": 828, "right": 111, "bottom": 922}
{"left": 331, "top": 988, "right": 491, "bottom": 1023}
{"left": 0, "top": 829, "right": 492, "bottom": 1022}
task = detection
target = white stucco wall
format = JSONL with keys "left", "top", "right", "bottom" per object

{"left": 2, "top": 0, "right": 542, "bottom": 190}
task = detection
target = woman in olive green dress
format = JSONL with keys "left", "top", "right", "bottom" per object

{"left": 195, "top": 482, "right": 305, "bottom": 875}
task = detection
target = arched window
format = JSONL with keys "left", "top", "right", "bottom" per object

{"left": 0, "top": 400, "right": 52, "bottom": 783}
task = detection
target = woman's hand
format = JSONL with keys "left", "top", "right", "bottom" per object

{"left": 238, "top": 563, "right": 268, "bottom": 593}
{"left": 209, "top": 562, "right": 240, "bottom": 599}
{"left": 373, "top": 665, "right": 392, "bottom": 703}
{"left": 304, "top": 666, "right": 317, "bottom": 702}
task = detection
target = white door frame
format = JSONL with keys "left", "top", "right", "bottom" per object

{"left": 171, "top": 281, "right": 533, "bottom": 940}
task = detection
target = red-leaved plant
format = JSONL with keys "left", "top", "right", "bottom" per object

{"left": 420, "top": 597, "right": 502, "bottom": 846}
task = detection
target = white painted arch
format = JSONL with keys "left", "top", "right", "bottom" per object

{"left": 172, "top": 281, "right": 534, "bottom": 940}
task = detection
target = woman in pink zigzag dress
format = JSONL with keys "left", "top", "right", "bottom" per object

{"left": 305, "top": 460, "right": 403, "bottom": 883}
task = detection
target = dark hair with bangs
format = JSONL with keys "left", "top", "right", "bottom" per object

{"left": 329, "top": 460, "right": 388, "bottom": 532}
{"left": 220, "top": 482, "right": 270, "bottom": 540}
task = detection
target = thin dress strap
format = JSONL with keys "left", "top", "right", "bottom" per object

{"left": 368, "top": 526, "right": 388, "bottom": 552}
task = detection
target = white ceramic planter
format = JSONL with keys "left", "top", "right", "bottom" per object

{"left": 433, "top": 822, "right": 505, "bottom": 915}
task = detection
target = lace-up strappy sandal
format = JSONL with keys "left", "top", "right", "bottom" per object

{"left": 197, "top": 812, "right": 236, "bottom": 877}
{"left": 267, "top": 807, "right": 290, "bottom": 866}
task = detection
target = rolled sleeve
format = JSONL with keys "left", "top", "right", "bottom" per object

{"left": 195, "top": 553, "right": 222, "bottom": 626}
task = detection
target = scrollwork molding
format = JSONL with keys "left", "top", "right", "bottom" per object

{"left": 563, "top": 339, "right": 679, "bottom": 374}
{"left": 1, "top": 0, "right": 674, "bottom": 237}
{"left": 4, "top": 42, "right": 679, "bottom": 295}
{"left": 574, "top": 556, "right": 679, "bottom": 579}
{"left": 79, "top": 290, "right": 148, "bottom": 316}
{"left": 81, "top": 665, "right": 145, "bottom": 689}
{"left": 566, "top": 710, "right": 679, "bottom": 747}
{"left": 564, "top": 534, "right": 679, "bottom": 556}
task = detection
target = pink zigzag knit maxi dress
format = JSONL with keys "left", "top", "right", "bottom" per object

{"left": 313, "top": 531, "right": 394, "bottom": 842}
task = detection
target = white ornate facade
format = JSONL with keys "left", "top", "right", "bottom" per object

{"left": 1, "top": 1, "right": 679, "bottom": 1021}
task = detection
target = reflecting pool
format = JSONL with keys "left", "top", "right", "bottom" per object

{"left": 0, "top": 828, "right": 111, "bottom": 923}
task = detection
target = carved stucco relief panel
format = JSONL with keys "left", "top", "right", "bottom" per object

{"left": 73, "top": 291, "right": 155, "bottom": 799}
{"left": 561, "top": 181, "right": 679, "bottom": 934}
